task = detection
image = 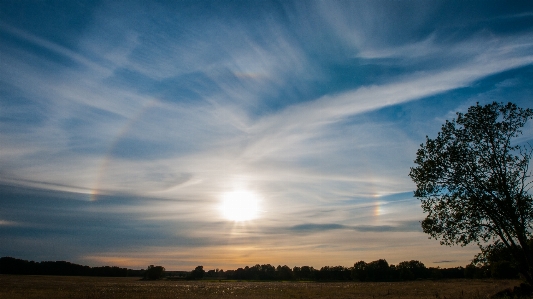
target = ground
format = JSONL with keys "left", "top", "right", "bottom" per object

{"left": 0, "top": 275, "right": 526, "bottom": 298}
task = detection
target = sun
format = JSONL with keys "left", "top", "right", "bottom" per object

{"left": 219, "top": 190, "right": 260, "bottom": 222}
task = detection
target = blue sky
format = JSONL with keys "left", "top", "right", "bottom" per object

{"left": 1, "top": 1, "right": 533, "bottom": 270}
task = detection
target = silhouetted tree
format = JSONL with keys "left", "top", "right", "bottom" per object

{"left": 367, "top": 259, "right": 390, "bottom": 281}
{"left": 276, "top": 265, "right": 293, "bottom": 280}
{"left": 0, "top": 257, "right": 37, "bottom": 275}
{"left": 316, "top": 266, "right": 351, "bottom": 281}
{"left": 189, "top": 265, "right": 205, "bottom": 280}
{"left": 472, "top": 240, "right": 521, "bottom": 279}
{"left": 464, "top": 264, "right": 479, "bottom": 279}
{"left": 351, "top": 259, "right": 390, "bottom": 281}
{"left": 144, "top": 265, "right": 165, "bottom": 280}
{"left": 259, "top": 264, "right": 276, "bottom": 280}
{"left": 491, "top": 261, "right": 519, "bottom": 279}
{"left": 425, "top": 266, "right": 465, "bottom": 279}
{"left": 352, "top": 261, "right": 368, "bottom": 281}
{"left": 293, "top": 265, "right": 315, "bottom": 280}
{"left": 396, "top": 260, "right": 427, "bottom": 280}
{"left": 409, "top": 102, "right": 533, "bottom": 284}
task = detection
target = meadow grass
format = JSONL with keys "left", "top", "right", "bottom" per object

{"left": 0, "top": 275, "right": 526, "bottom": 299}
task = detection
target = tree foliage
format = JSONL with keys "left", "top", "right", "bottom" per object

{"left": 396, "top": 260, "right": 428, "bottom": 281}
{"left": 5, "top": 256, "right": 500, "bottom": 281}
{"left": 144, "top": 265, "right": 165, "bottom": 280}
{"left": 189, "top": 265, "right": 205, "bottom": 280}
{"left": 409, "top": 102, "right": 533, "bottom": 283}
{"left": 0, "top": 257, "right": 135, "bottom": 277}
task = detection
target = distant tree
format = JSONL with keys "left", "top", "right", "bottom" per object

{"left": 231, "top": 267, "right": 245, "bottom": 280}
{"left": 259, "top": 264, "right": 276, "bottom": 280}
{"left": 316, "top": 266, "right": 351, "bottom": 281}
{"left": 366, "top": 259, "right": 390, "bottom": 281}
{"left": 427, "top": 266, "right": 465, "bottom": 280}
{"left": 276, "top": 265, "right": 293, "bottom": 280}
{"left": 409, "top": 102, "right": 533, "bottom": 284}
{"left": 205, "top": 268, "right": 226, "bottom": 279}
{"left": 292, "top": 266, "right": 301, "bottom": 278}
{"left": 0, "top": 257, "right": 36, "bottom": 275}
{"left": 189, "top": 265, "right": 205, "bottom": 280}
{"left": 464, "top": 264, "right": 478, "bottom": 279}
{"left": 352, "top": 261, "right": 368, "bottom": 281}
{"left": 396, "top": 260, "right": 427, "bottom": 280}
{"left": 293, "top": 265, "right": 315, "bottom": 280}
{"left": 0, "top": 257, "right": 136, "bottom": 277}
{"left": 428, "top": 267, "right": 443, "bottom": 280}
{"left": 144, "top": 265, "right": 165, "bottom": 280}
{"left": 351, "top": 259, "right": 390, "bottom": 281}
{"left": 206, "top": 269, "right": 216, "bottom": 277}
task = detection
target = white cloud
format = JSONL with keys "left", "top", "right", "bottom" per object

{"left": 3, "top": 21, "right": 532, "bottom": 209}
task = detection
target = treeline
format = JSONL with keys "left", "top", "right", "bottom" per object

{"left": 0, "top": 257, "right": 142, "bottom": 277}
{"left": 200, "top": 260, "right": 463, "bottom": 281}
{"left": 1, "top": 256, "right": 519, "bottom": 281}
{"left": 199, "top": 259, "right": 517, "bottom": 281}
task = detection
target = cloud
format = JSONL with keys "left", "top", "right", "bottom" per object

{"left": 0, "top": 220, "right": 19, "bottom": 226}
{"left": 0, "top": 23, "right": 111, "bottom": 76}
{"left": 290, "top": 223, "right": 348, "bottom": 232}
{"left": 433, "top": 260, "right": 458, "bottom": 264}
{"left": 288, "top": 220, "right": 422, "bottom": 234}
{"left": 4, "top": 23, "right": 532, "bottom": 214}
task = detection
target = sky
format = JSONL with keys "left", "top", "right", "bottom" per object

{"left": 1, "top": 1, "right": 533, "bottom": 271}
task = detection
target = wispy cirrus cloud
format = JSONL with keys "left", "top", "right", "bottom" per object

{"left": 2, "top": 2, "right": 532, "bottom": 208}
{"left": 288, "top": 220, "right": 422, "bottom": 234}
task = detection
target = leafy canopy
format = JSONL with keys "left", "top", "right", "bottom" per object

{"left": 409, "top": 102, "right": 533, "bottom": 249}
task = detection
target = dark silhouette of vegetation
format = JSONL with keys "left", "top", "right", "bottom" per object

{"left": 203, "top": 260, "right": 468, "bottom": 282}
{"left": 467, "top": 238, "right": 533, "bottom": 279}
{"left": 395, "top": 260, "right": 428, "bottom": 281}
{"left": 188, "top": 265, "right": 205, "bottom": 280}
{"left": 409, "top": 102, "right": 533, "bottom": 284}
{"left": 352, "top": 259, "right": 391, "bottom": 281}
{"left": 292, "top": 265, "right": 315, "bottom": 280}
{"left": 144, "top": 265, "right": 165, "bottom": 280}
{"left": 0, "top": 257, "right": 139, "bottom": 277}
{"left": 315, "top": 266, "right": 352, "bottom": 281}
{"left": 1, "top": 255, "right": 525, "bottom": 282}
{"left": 205, "top": 268, "right": 225, "bottom": 279}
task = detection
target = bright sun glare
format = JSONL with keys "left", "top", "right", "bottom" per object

{"left": 220, "top": 190, "right": 260, "bottom": 222}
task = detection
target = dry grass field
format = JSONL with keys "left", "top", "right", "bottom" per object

{"left": 0, "top": 275, "right": 526, "bottom": 299}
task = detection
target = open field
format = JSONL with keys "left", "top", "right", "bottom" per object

{"left": 0, "top": 275, "right": 526, "bottom": 299}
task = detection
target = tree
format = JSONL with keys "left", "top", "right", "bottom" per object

{"left": 351, "top": 259, "right": 391, "bottom": 281}
{"left": 293, "top": 265, "right": 314, "bottom": 280}
{"left": 352, "top": 261, "right": 368, "bottom": 281}
{"left": 189, "top": 265, "right": 205, "bottom": 280}
{"left": 366, "top": 259, "right": 390, "bottom": 281}
{"left": 409, "top": 102, "right": 533, "bottom": 283}
{"left": 472, "top": 239, "right": 524, "bottom": 279}
{"left": 276, "top": 265, "right": 293, "bottom": 280}
{"left": 396, "top": 260, "right": 427, "bottom": 280}
{"left": 144, "top": 265, "right": 165, "bottom": 280}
